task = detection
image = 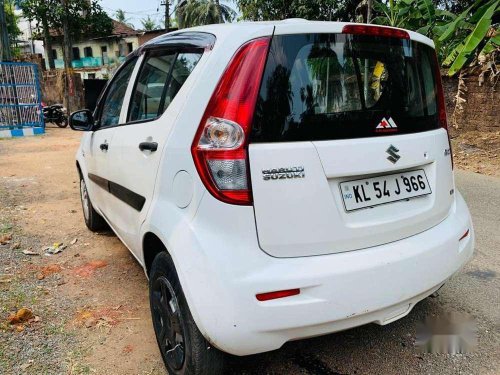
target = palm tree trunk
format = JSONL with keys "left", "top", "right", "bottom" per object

{"left": 214, "top": 0, "right": 221, "bottom": 23}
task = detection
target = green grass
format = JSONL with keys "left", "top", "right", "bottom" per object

{"left": 66, "top": 344, "right": 94, "bottom": 375}
{"left": 0, "top": 223, "right": 12, "bottom": 234}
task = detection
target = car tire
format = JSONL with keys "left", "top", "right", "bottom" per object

{"left": 149, "top": 252, "right": 225, "bottom": 375}
{"left": 79, "top": 174, "right": 107, "bottom": 231}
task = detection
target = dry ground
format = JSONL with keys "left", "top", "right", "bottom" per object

{"left": 0, "top": 127, "right": 499, "bottom": 375}
{"left": 450, "top": 130, "right": 500, "bottom": 177}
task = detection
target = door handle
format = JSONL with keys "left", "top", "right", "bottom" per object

{"left": 99, "top": 142, "right": 108, "bottom": 151}
{"left": 139, "top": 142, "right": 158, "bottom": 152}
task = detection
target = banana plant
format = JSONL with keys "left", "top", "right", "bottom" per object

{"left": 481, "top": 31, "right": 500, "bottom": 54}
{"left": 443, "top": 0, "right": 499, "bottom": 76}
{"left": 372, "top": 0, "right": 413, "bottom": 28}
{"left": 373, "top": 0, "right": 454, "bottom": 40}
{"left": 372, "top": 0, "right": 499, "bottom": 76}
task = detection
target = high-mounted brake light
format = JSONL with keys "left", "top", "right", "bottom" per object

{"left": 342, "top": 24, "right": 410, "bottom": 39}
{"left": 256, "top": 288, "right": 300, "bottom": 302}
{"left": 192, "top": 37, "right": 271, "bottom": 205}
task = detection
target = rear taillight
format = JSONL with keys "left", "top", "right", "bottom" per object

{"left": 433, "top": 53, "right": 454, "bottom": 169}
{"left": 342, "top": 24, "right": 410, "bottom": 39}
{"left": 192, "top": 37, "right": 271, "bottom": 205}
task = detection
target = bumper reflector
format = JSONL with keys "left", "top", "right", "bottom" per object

{"left": 256, "top": 288, "right": 300, "bottom": 301}
{"left": 459, "top": 229, "right": 469, "bottom": 241}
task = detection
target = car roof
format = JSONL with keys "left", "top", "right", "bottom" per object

{"left": 143, "top": 20, "right": 434, "bottom": 50}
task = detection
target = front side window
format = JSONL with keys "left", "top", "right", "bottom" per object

{"left": 98, "top": 57, "right": 138, "bottom": 128}
{"left": 128, "top": 52, "right": 177, "bottom": 122}
{"left": 128, "top": 50, "right": 202, "bottom": 122}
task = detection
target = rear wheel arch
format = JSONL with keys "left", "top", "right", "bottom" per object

{"left": 143, "top": 232, "right": 168, "bottom": 276}
{"left": 76, "top": 161, "right": 82, "bottom": 177}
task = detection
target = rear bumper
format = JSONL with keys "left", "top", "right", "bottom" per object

{"left": 170, "top": 191, "right": 474, "bottom": 356}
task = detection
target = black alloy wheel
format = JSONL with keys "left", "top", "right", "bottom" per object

{"left": 151, "top": 275, "right": 186, "bottom": 370}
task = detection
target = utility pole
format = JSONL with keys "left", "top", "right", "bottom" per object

{"left": 161, "top": 0, "right": 169, "bottom": 32}
{"left": 61, "top": 0, "right": 73, "bottom": 113}
{"left": 0, "top": 0, "right": 12, "bottom": 61}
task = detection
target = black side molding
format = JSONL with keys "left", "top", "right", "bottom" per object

{"left": 88, "top": 173, "right": 108, "bottom": 191}
{"left": 88, "top": 173, "right": 145, "bottom": 212}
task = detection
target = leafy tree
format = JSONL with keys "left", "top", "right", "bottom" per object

{"left": 19, "top": 0, "right": 113, "bottom": 69}
{"left": 115, "top": 9, "right": 134, "bottom": 28}
{"left": 433, "top": 0, "right": 478, "bottom": 14}
{"left": 177, "top": 0, "right": 236, "bottom": 28}
{"left": 18, "top": 0, "right": 57, "bottom": 68}
{"left": 372, "top": 0, "right": 455, "bottom": 39}
{"left": 439, "top": 0, "right": 499, "bottom": 75}
{"left": 162, "top": 17, "right": 178, "bottom": 29}
{"left": 5, "top": 0, "right": 21, "bottom": 41}
{"left": 4, "top": 0, "right": 22, "bottom": 58}
{"left": 141, "top": 15, "right": 160, "bottom": 31}
{"left": 236, "top": 0, "right": 359, "bottom": 22}
{"left": 372, "top": 0, "right": 499, "bottom": 75}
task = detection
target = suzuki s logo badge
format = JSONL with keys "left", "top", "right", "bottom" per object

{"left": 376, "top": 117, "right": 398, "bottom": 133}
{"left": 262, "top": 166, "right": 305, "bottom": 181}
{"left": 386, "top": 145, "right": 401, "bottom": 164}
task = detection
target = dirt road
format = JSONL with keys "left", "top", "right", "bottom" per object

{"left": 1, "top": 128, "right": 499, "bottom": 374}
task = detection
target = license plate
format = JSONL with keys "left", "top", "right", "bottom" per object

{"left": 340, "top": 170, "right": 431, "bottom": 212}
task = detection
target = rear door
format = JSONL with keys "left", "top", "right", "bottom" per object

{"left": 104, "top": 48, "right": 203, "bottom": 255}
{"left": 249, "top": 29, "right": 454, "bottom": 258}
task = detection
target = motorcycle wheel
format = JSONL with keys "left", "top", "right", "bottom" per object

{"left": 56, "top": 116, "right": 68, "bottom": 128}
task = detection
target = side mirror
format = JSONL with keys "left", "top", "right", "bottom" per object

{"left": 69, "top": 109, "right": 94, "bottom": 131}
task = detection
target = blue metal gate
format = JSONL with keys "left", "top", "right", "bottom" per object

{"left": 0, "top": 62, "right": 45, "bottom": 137}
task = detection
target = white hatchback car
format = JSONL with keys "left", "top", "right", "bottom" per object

{"left": 70, "top": 21, "right": 474, "bottom": 375}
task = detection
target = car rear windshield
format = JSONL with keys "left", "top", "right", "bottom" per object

{"left": 251, "top": 33, "right": 440, "bottom": 142}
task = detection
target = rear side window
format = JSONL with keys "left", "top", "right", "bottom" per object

{"left": 251, "top": 34, "right": 440, "bottom": 142}
{"left": 128, "top": 50, "right": 202, "bottom": 123}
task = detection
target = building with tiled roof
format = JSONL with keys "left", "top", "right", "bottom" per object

{"left": 47, "top": 21, "right": 168, "bottom": 79}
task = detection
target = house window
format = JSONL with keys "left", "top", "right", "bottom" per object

{"left": 127, "top": 42, "right": 133, "bottom": 54}
{"left": 101, "top": 46, "right": 108, "bottom": 64}
{"left": 51, "top": 49, "right": 57, "bottom": 60}
{"left": 72, "top": 47, "right": 80, "bottom": 60}
{"left": 88, "top": 73, "right": 96, "bottom": 79}
{"left": 84, "top": 47, "right": 93, "bottom": 58}
{"left": 118, "top": 41, "right": 127, "bottom": 57}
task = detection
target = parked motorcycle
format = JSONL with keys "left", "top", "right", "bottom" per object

{"left": 42, "top": 103, "right": 68, "bottom": 128}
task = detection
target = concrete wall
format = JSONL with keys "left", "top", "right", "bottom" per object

{"left": 42, "top": 70, "right": 84, "bottom": 111}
